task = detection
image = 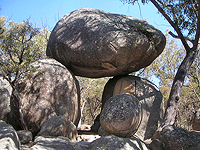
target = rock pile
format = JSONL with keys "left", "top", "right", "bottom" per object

{"left": 100, "top": 75, "right": 164, "bottom": 140}
{"left": 0, "top": 8, "right": 168, "bottom": 150}
{"left": 0, "top": 120, "right": 150, "bottom": 150}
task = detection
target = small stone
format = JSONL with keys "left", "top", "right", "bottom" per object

{"left": 38, "top": 116, "right": 78, "bottom": 141}
{"left": 17, "top": 130, "right": 32, "bottom": 144}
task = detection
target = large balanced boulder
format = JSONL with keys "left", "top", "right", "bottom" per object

{"left": 101, "top": 75, "right": 164, "bottom": 140}
{"left": 10, "top": 59, "right": 81, "bottom": 133}
{"left": 100, "top": 94, "right": 142, "bottom": 137}
{"left": 46, "top": 8, "right": 166, "bottom": 78}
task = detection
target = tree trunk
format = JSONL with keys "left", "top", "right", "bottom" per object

{"left": 162, "top": 48, "right": 198, "bottom": 127}
{"left": 149, "top": 0, "right": 200, "bottom": 136}
{"left": 11, "top": 88, "right": 28, "bottom": 131}
{"left": 151, "top": 46, "right": 199, "bottom": 143}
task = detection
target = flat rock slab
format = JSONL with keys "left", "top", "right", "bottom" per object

{"left": 46, "top": 8, "right": 166, "bottom": 78}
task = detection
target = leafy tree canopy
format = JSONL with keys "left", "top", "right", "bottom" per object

{"left": 0, "top": 16, "right": 50, "bottom": 87}
{"left": 121, "top": 0, "right": 198, "bottom": 38}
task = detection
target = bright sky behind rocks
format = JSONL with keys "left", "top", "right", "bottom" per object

{"left": 0, "top": 0, "right": 172, "bottom": 33}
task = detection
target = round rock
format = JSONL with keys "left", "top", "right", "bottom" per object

{"left": 100, "top": 94, "right": 142, "bottom": 137}
{"left": 101, "top": 75, "right": 164, "bottom": 140}
{"left": 46, "top": 8, "right": 166, "bottom": 78}
{"left": 10, "top": 59, "right": 81, "bottom": 133}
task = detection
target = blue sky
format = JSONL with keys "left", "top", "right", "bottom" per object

{"left": 0, "top": 0, "right": 172, "bottom": 33}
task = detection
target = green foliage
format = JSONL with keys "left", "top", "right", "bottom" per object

{"left": 136, "top": 32, "right": 185, "bottom": 85}
{"left": 121, "top": 0, "right": 198, "bottom": 38}
{"left": 77, "top": 77, "right": 109, "bottom": 125}
{"left": 160, "top": 0, "right": 198, "bottom": 37}
{"left": 0, "top": 16, "right": 6, "bottom": 39}
{"left": 138, "top": 33, "right": 200, "bottom": 130}
{"left": 0, "top": 16, "right": 50, "bottom": 86}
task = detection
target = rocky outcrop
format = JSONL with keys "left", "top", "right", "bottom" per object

{"left": 46, "top": 8, "right": 166, "bottom": 78}
{"left": 100, "top": 94, "right": 142, "bottom": 137}
{"left": 89, "top": 134, "right": 148, "bottom": 150}
{"left": 158, "top": 125, "right": 200, "bottom": 150}
{"left": 101, "top": 75, "right": 164, "bottom": 140}
{"left": 10, "top": 59, "right": 81, "bottom": 133}
{"left": 0, "top": 120, "right": 20, "bottom": 150}
{"left": 38, "top": 116, "right": 78, "bottom": 141}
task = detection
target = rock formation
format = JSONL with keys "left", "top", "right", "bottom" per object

{"left": 10, "top": 59, "right": 81, "bottom": 133}
{"left": 100, "top": 94, "right": 142, "bottom": 137}
{"left": 101, "top": 75, "right": 164, "bottom": 140}
{"left": 31, "top": 136, "right": 75, "bottom": 150}
{"left": 0, "top": 8, "right": 169, "bottom": 150}
{"left": 0, "top": 77, "right": 12, "bottom": 121}
{"left": 0, "top": 120, "right": 20, "bottom": 150}
{"left": 46, "top": 8, "right": 166, "bottom": 78}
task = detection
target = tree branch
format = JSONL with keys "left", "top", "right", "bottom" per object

{"left": 150, "top": 0, "right": 191, "bottom": 52}
{"left": 193, "top": 0, "right": 200, "bottom": 50}
{"left": 169, "top": 31, "right": 195, "bottom": 44}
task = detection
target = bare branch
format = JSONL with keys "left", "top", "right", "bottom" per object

{"left": 150, "top": 0, "right": 191, "bottom": 51}
{"left": 193, "top": 0, "right": 200, "bottom": 49}
{"left": 169, "top": 31, "right": 195, "bottom": 44}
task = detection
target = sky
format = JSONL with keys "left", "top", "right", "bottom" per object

{"left": 0, "top": 0, "right": 173, "bottom": 33}
{"left": 0, "top": 0, "right": 172, "bottom": 86}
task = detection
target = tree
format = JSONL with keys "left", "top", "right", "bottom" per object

{"left": 121, "top": 0, "right": 200, "bottom": 137}
{"left": 0, "top": 16, "right": 50, "bottom": 129}
{"left": 77, "top": 77, "right": 109, "bottom": 125}
{"left": 139, "top": 33, "right": 200, "bottom": 130}
{"left": 0, "top": 17, "right": 49, "bottom": 86}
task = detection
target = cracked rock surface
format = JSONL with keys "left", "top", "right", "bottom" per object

{"left": 46, "top": 8, "right": 166, "bottom": 78}
{"left": 100, "top": 94, "right": 142, "bottom": 137}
